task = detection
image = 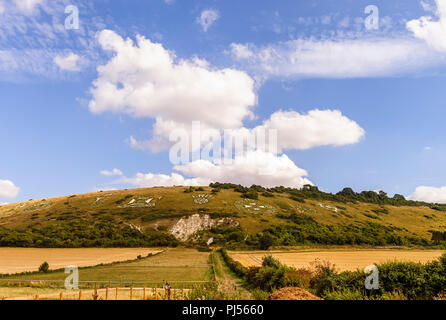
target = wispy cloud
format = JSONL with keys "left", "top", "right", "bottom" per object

{"left": 0, "top": 0, "right": 108, "bottom": 80}
{"left": 230, "top": 1, "right": 446, "bottom": 80}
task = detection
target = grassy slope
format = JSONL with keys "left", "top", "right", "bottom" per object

{"left": 0, "top": 186, "right": 445, "bottom": 241}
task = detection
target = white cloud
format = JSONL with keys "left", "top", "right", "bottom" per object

{"left": 421, "top": 1, "right": 436, "bottom": 12}
{"left": 321, "top": 15, "right": 332, "bottom": 25}
{"left": 120, "top": 150, "right": 312, "bottom": 189}
{"left": 89, "top": 30, "right": 256, "bottom": 149}
{"left": 100, "top": 168, "right": 123, "bottom": 177}
{"left": 0, "top": 1, "right": 104, "bottom": 80}
{"left": 407, "top": 0, "right": 446, "bottom": 52}
{"left": 230, "top": 43, "right": 255, "bottom": 60}
{"left": 252, "top": 109, "right": 365, "bottom": 152}
{"left": 0, "top": 202, "right": 8, "bottom": 206}
{"left": 12, "top": 0, "right": 45, "bottom": 14}
{"left": 129, "top": 108, "right": 365, "bottom": 153}
{"left": 197, "top": 9, "right": 220, "bottom": 32}
{"left": 0, "top": 1, "right": 4, "bottom": 14}
{"left": 230, "top": 38, "right": 439, "bottom": 79}
{"left": 0, "top": 180, "right": 20, "bottom": 199}
{"left": 228, "top": 1, "right": 446, "bottom": 80}
{"left": 54, "top": 53, "right": 82, "bottom": 72}
{"left": 409, "top": 186, "right": 446, "bottom": 203}
{"left": 174, "top": 150, "right": 312, "bottom": 188}
{"left": 164, "top": 0, "right": 174, "bottom": 4}
{"left": 338, "top": 17, "right": 350, "bottom": 28}
{"left": 123, "top": 172, "right": 200, "bottom": 188}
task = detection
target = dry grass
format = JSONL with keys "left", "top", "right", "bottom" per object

{"left": 230, "top": 249, "right": 445, "bottom": 272}
{"left": 0, "top": 248, "right": 160, "bottom": 274}
{"left": 1, "top": 287, "right": 191, "bottom": 300}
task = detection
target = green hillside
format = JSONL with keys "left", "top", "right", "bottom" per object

{"left": 0, "top": 184, "right": 446, "bottom": 248}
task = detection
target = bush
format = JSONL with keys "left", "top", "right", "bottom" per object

{"left": 219, "top": 249, "right": 248, "bottom": 278}
{"left": 323, "top": 289, "right": 368, "bottom": 300}
{"left": 39, "top": 261, "right": 49, "bottom": 273}
{"left": 242, "top": 191, "right": 258, "bottom": 200}
{"left": 261, "top": 192, "right": 274, "bottom": 198}
{"left": 184, "top": 187, "right": 195, "bottom": 193}
{"left": 262, "top": 255, "right": 282, "bottom": 269}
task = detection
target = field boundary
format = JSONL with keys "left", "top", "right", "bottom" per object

{"left": 2, "top": 287, "right": 193, "bottom": 301}
{"left": 0, "top": 279, "right": 215, "bottom": 289}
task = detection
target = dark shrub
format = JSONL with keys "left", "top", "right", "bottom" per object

{"left": 39, "top": 261, "right": 49, "bottom": 273}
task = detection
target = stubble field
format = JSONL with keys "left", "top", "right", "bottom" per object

{"left": 229, "top": 249, "right": 444, "bottom": 271}
{"left": 0, "top": 248, "right": 161, "bottom": 274}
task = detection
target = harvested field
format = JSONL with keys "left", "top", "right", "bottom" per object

{"left": 0, "top": 248, "right": 160, "bottom": 275}
{"left": 230, "top": 250, "right": 444, "bottom": 272}
{"left": 0, "top": 249, "right": 213, "bottom": 288}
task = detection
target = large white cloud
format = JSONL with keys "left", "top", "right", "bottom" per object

{"left": 89, "top": 31, "right": 366, "bottom": 155}
{"left": 409, "top": 186, "right": 446, "bottom": 203}
{"left": 120, "top": 150, "right": 312, "bottom": 189}
{"left": 252, "top": 109, "right": 365, "bottom": 152}
{"left": 0, "top": 180, "right": 20, "bottom": 199}
{"left": 175, "top": 150, "right": 312, "bottom": 188}
{"left": 407, "top": 0, "right": 446, "bottom": 52}
{"left": 89, "top": 30, "right": 256, "bottom": 131}
{"left": 130, "top": 108, "right": 365, "bottom": 153}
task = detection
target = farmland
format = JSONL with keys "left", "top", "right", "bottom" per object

{"left": 1, "top": 185, "right": 446, "bottom": 300}
{"left": 0, "top": 248, "right": 160, "bottom": 274}
{"left": 0, "top": 248, "right": 215, "bottom": 299}
{"left": 230, "top": 249, "right": 445, "bottom": 272}
{"left": 0, "top": 248, "right": 213, "bottom": 285}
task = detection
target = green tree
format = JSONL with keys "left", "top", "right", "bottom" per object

{"left": 39, "top": 261, "right": 49, "bottom": 273}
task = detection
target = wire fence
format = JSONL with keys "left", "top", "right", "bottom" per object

{"left": 0, "top": 279, "right": 216, "bottom": 290}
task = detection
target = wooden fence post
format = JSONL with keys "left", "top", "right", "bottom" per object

{"left": 155, "top": 288, "right": 158, "bottom": 300}
{"left": 143, "top": 287, "right": 146, "bottom": 300}
{"left": 130, "top": 287, "right": 133, "bottom": 300}
{"left": 115, "top": 288, "right": 119, "bottom": 300}
{"left": 105, "top": 288, "right": 109, "bottom": 301}
{"left": 59, "top": 292, "right": 63, "bottom": 300}
{"left": 79, "top": 290, "right": 82, "bottom": 301}
{"left": 182, "top": 288, "right": 185, "bottom": 300}
{"left": 35, "top": 295, "right": 39, "bottom": 300}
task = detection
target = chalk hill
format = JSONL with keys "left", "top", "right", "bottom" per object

{"left": 0, "top": 185, "right": 445, "bottom": 248}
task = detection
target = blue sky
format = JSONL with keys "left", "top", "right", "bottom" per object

{"left": 1, "top": 0, "right": 446, "bottom": 203}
